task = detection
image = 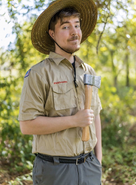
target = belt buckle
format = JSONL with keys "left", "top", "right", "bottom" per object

{"left": 76, "top": 158, "right": 79, "bottom": 165}
{"left": 76, "top": 156, "right": 86, "bottom": 165}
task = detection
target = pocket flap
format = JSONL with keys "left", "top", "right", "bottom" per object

{"left": 52, "top": 83, "right": 73, "bottom": 94}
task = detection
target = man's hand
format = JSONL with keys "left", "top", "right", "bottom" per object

{"left": 96, "top": 155, "right": 102, "bottom": 165}
{"left": 73, "top": 109, "right": 94, "bottom": 128}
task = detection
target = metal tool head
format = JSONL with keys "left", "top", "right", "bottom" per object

{"left": 84, "top": 74, "right": 101, "bottom": 88}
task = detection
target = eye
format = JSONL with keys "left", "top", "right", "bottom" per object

{"left": 75, "top": 24, "right": 80, "bottom": 28}
{"left": 62, "top": 26, "right": 69, "bottom": 29}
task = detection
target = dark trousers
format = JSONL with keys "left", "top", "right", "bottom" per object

{"left": 33, "top": 153, "right": 102, "bottom": 185}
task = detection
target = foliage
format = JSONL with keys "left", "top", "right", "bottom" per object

{"left": 99, "top": 78, "right": 136, "bottom": 183}
{"left": 7, "top": 173, "right": 32, "bottom": 185}
{"left": 0, "top": 120, "right": 33, "bottom": 169}
{"left": 102, "top": 146, "right": 136, "bottom": 184}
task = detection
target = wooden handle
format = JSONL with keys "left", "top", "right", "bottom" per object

{"left": 82, "top": 85, "right": 93, "bottom": 141}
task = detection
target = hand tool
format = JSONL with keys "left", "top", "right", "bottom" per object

{"left": 82, "top": 74, "right": 101, "bottom": 141}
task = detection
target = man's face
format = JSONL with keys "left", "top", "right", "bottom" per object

{"left": 50, "top": 16, "right": 82, "bottom": 54}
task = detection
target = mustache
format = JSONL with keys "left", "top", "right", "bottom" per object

{"left": 68, "top": 36, "right": 79, "bottom": 41}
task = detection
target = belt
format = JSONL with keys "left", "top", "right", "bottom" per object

{"left": 36, "top": 151, "right": 93, "bottom": 165}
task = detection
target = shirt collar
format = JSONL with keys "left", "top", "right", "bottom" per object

{"left": 49, "top": 52, "right": 65, "bottom": 65}
{"left": 49, "top": 52, "right": 85, "bottom": 69}
{"left": 75, "top": 55, "right": 85, "bottom": 69}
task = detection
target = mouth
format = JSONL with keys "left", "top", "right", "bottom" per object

{"left": 68, "top": 36, "right": 79, "bottom": 42}
{"left": 69, "top": 39, "right": 78, "bottom": 42}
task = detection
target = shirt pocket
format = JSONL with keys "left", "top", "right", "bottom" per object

{"left": 52, "top": 83, "right": 77, "bottom": 110}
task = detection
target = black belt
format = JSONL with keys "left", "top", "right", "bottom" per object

{"left": 36, "top": 151, "right": 93, "bottom": 165}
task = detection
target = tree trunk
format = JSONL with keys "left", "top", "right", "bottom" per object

{"left": 111, "top": 50, "right": 118, "bottom": 88}
{"left": 125, "top": 53, "right": 129, "bottom": 87}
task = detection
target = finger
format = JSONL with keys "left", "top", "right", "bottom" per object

{"left": 90, "top": 111, "right": 94, "bottom": 115}
{"left": 89, "top": 120, "right": 93, "bottom": 124}
{"left": 90, "top": 118, "right": 94, "bottom": 122}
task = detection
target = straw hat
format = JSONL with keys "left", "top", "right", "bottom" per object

{"left": 31, "top": 0, "right": 97, "bottom": 54}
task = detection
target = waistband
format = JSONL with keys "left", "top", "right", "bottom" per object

{"left": 35, "top": 151, "right": 93, "bottom": 165}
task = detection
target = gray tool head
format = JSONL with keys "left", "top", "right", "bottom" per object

{"left": 84, "top": 74, "right": 101, "bottom": 88}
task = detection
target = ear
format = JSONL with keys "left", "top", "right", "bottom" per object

{"left": 49, "top": 30, "right": 55, "bottom": 39}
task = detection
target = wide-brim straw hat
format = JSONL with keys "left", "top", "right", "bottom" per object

{"left": 31, "top": 0, "right": 97, "bottom": 54}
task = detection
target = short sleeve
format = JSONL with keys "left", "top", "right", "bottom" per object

{"left": 18, "top": 69, "right": 46, "bottom": 121}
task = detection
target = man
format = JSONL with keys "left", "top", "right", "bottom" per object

{"left": 19, "top": 0, "right": 102, "bottom": 184}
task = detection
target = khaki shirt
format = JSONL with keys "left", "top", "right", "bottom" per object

{"left": 19, "top": 52, "right": 102, "bottom": 156}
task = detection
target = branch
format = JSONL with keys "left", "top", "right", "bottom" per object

{"left": 96, "top": 0, "right": 111, "bottom": 54}
{"left": 96, "top": 18, "right": 109, "bottom": 54}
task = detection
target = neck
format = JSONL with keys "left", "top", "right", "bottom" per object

{"left": 55, "top": 46, "right": 74, "bottom": 63}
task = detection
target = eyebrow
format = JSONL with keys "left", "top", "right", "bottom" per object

{"left": 60, "top": 20, "right": 80, "bottom": 26}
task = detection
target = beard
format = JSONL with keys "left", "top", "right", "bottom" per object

{"left": 62, "top": 44, "right": 80, "bottom": 53}
{"left": 62, "top": 35, "right": 81, "bottom": 53}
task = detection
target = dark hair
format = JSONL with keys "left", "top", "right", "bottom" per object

{"left": 49, "top": 7, "right": 80, "bottom": 31}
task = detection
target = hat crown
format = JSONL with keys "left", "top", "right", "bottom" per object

{"left": 31, "top": 0, "right": 97, "bottom": 54}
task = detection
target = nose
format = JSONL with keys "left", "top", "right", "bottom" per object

{"left": 70, "top": 26, "right": 77, "bottom": 35}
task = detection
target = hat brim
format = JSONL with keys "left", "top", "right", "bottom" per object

{"left": 31, "top": 0, "right": 97, "bottom": 54}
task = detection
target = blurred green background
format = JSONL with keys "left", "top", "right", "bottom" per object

{"left": 0, "top": 0, "right": 136, "bottom": 184}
